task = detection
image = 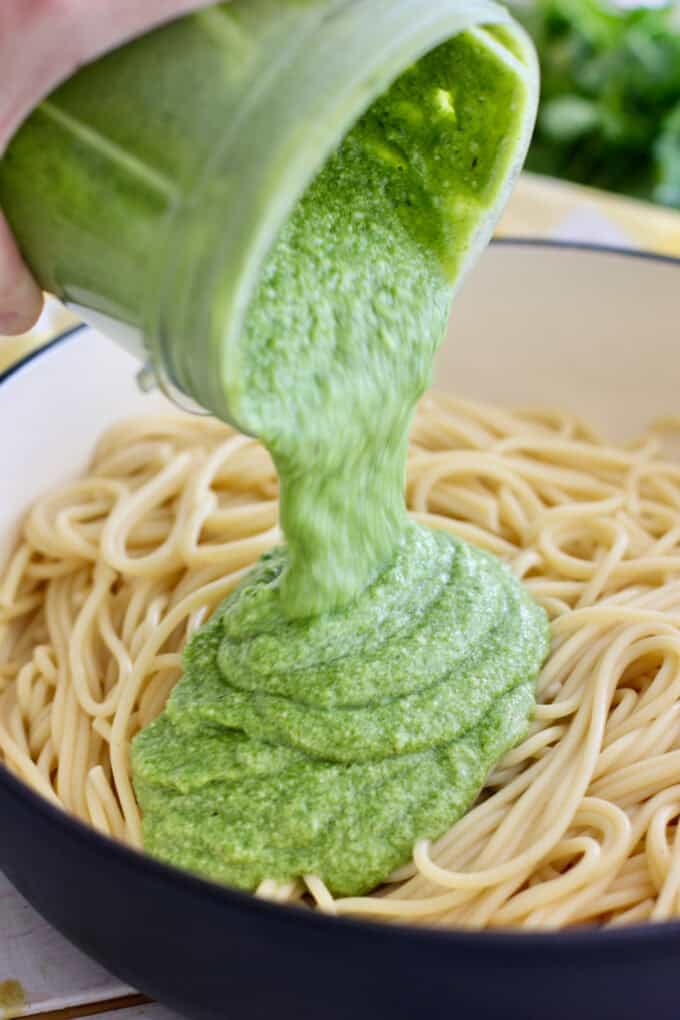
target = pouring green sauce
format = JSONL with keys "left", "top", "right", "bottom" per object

{"left": 132, "top": 28, "right": 549, "bottom": 896}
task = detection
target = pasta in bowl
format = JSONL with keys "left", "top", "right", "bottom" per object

{"left": 2, "top": 241, "right": 680, "bottom": 1020}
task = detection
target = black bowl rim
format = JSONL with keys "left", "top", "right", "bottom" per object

{"left": 3, "top": 237, "right": 680, "bottom": 954}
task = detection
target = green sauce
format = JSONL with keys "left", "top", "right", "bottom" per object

{"left": 132, "top": 31, "right": 549, "bottom": 896}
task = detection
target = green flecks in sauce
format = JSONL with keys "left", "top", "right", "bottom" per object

{"left": 233, "top": 30, "right": 529, "bottom": 617}
{"left": 134, "top": 531, "right": 548, "bottom": 894}
{"left": 132, "top": 30, "right": 548, "bottom": 897}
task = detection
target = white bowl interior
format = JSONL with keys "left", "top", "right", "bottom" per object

{"left": 439, "top": 244, "right": 679, "bottom": 441}
{"left": 2, "top": 243, "right": 678, "bottom": 569}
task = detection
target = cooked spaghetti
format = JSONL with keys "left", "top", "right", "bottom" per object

{"left": 2, "top": 392, "right": 680, "bottom": 928}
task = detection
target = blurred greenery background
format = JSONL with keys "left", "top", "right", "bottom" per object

{"left": 515, "top": 0, "right": 680, "bottom": 208}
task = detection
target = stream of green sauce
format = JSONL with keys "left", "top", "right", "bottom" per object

{"left": 132, "top": 31, "right": 549, "bottom": 896}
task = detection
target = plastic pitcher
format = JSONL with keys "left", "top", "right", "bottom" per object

{"left": 0, "top": 0, "right": 537, "bottom": 424}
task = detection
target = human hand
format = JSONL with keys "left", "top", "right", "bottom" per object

{"left": 0, "top": 0, "right": 214, "bottom": 334}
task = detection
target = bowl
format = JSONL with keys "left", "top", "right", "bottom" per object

{"left": 2, "top": 241, "right": 680, "bottom": 1020}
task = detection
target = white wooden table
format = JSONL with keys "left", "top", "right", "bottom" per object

{"left": 0, "top": 871, "right": 182, "bottom": 1018}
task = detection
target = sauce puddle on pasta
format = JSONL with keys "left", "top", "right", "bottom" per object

{"left": 131, "top": 32, "right": 549, "bottom": 895}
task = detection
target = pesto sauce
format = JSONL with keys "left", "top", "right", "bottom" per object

{"left": 132, "top": 32, "right": 549, "bottom": 896}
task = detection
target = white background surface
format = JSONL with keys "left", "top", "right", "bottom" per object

{"left": 0, "top": 873, "right": 183, "bottom": 1017}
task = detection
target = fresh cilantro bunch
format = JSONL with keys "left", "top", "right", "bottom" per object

{"left": 515, "top": 0, "right": 680, "bottom": 207}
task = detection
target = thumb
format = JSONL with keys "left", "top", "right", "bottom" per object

{"left": 0, "top": 210, "right": 43, "bottom": 335}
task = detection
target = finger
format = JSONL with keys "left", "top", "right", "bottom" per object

{"left": 0, "top": 211, "right": 43, "bottom": 335}
{"left": 74, "top": 1, "right": 218, "bottom": 58}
